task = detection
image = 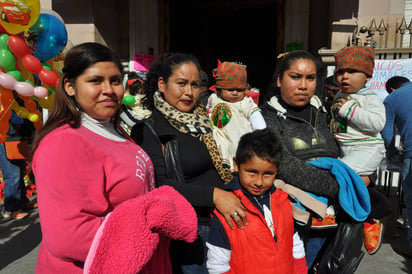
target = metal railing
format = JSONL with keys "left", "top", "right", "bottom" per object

{"left": 351, "top": 17, "right": 412, "bottom": 49}
{"left": 319, "top": 17, "right": 412, "bottom": 64}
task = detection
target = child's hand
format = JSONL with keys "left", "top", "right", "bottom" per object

{"left": 335, "top": 97, "right": 350, "bottom": 110}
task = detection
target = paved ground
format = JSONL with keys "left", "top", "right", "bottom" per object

{"left": 1, "top": 186, "right": 412, "bottom": 273}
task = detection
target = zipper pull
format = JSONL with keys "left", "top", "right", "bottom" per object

{"left": 312, "top": 128, "right": 320, "bottom": 145}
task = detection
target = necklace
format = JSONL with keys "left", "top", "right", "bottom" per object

{"left": 253, "top": 195, "right": 266, "bottom": 212}
{"left": 253, "top": 196, "right": 275, "bottom": 237}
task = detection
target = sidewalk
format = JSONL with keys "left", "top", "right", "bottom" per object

{"left": 0, "top": 206, "right": 40, "bottom": 274}
{"left": 1, "top": 189, "right": 412, "bottom": 273}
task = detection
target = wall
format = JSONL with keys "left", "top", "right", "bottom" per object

{"left": 309, "top": 0, "right": 331, "bottom": 53}
{"left": 328, "top": 0, "right": 407, "bottom": 50}
{"left": 358, "top": 0, "right": 406, "bottom": 49}
{"left": 284, "top": 0, "right": 310, "bottom": 51}
{"left": 51, "top": 0, "right": 151, "bottom": 65}
{"left": 128, "top": 0, "right": 160, "bottom": 71}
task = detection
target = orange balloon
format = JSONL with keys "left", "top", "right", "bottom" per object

{"left": 0, "top": 88, "right": 14, "bottom": 143}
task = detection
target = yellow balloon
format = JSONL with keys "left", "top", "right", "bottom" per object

{"left": 27, "top": 112, "right": 38, "bottom": 122}
{"left": 11, "top": 100, "right": 38, "bottom": 122}
{"left": 0, "top": 0, "right": 40, "bottom": 35}
{"left": 33, "top": 91, "right": 54, "bottom": 110}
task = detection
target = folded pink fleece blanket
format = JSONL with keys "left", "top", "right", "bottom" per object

{"left": 84, "top": 185, "right": 198, "bottom": 274}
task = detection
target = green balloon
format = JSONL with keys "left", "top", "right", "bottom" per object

{"left": 122, "top": 94, "right": 136, "bottom": 105}
{"left": 0, "top": 34, "right": 15, "bottom": 71}
{"left": 0, "top": 34, "right": 9, "bottom": 49}
{"left": 7, "top": 70, "right": 23, "bottom": 82}
{"left": 42, "top": 62, "right": 53, "bottom": 71}
{"left": 0, "top": 50, "right": 15, "bottom": 72}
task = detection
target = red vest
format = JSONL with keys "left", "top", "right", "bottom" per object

{"left": 215, "top": 188, "right": 295, "bottom": 274}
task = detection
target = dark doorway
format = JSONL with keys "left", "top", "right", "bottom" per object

{"left": 169, "top": 0, "right": 278, "bottom": 103}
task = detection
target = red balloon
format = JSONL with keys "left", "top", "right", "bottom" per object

{"left": 22, "top": 55, "right": 42, "bottom": 72}
{"left": 38, "top": 69, "right": 59, "bottom": 87}
{"left": 7, "top": 35, "right": 60, "bottom": 87}
{"left": 8, "top": 35, "right": 31, "bottom": 57}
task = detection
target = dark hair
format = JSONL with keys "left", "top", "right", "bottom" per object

{"left": 324, "top": 75, "right": 339, "bottom": 88}
{"left": 142, "top": 52, "right": 201, "bottom": 110}
{"left": 385, "top": 76, "right": 410, "bottom": 94}
{"left": 29, "top": 42, "right": 124, "bottom": 160}
{"left": 126, "top": 72, "right": 145, "bottom": 95}
{"left": 200, "top": 70, "right": 209, "bottom": 87}
{"left": 235, "top": 128, "right": 282, "bottom": 168}
{"left": 275, "top": 50, "right": 322, "bottom": 82}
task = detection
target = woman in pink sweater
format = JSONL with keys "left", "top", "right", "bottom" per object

{"left": 30, "top": 43, "right": 197, "bottom": 273}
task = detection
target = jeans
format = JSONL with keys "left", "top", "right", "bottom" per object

{"left": 401, "top": 157, "right": 412, "bottom": 245}
{"left": 171, "top": 224, "right": 210, "bottom": 274}
{"left": 306, "top": 235, "right": 327, "bottom": 268}
{"left": 0, "top": 144, "right": 27, "bottom": 212}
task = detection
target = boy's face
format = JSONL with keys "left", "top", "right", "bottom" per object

{"left": 335, "top": 69, "right": 371, "bottom": 94}
{"left": 234, "top": 155, "right": 278, "bottom": 196}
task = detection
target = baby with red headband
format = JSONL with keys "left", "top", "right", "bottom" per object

{"left": 206, "top": 61, "right": 266, "bottom": 171}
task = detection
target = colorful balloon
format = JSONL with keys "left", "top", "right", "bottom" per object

{"left": 40, "top": 8, "right": 64, "bottom": 24}
{"left": 122, "top": 94, "right": 136, "bottom": 106}
{"left": 16, "top": 93, "right": 42, "bottom": 127}
{"left": 0, "top": 34, "right": 15, "bottom": 72}
{"left": 11, "top": 100, "right": 39, "bottom": 122}
{"left": 33, "top": 86, "right": 47, "bottom": 97}
{"left": 0, "top": 88, "right": 13, "bottom": 143}
{"left": 0, "top": 71, "right": 15, "bottom": 88}
{"left": 0, "top": 71, "right": 48, "bottom": 97}
{"left": 8, "top": 34, "right": 60, "bottom": 87}
{"left": 33, "top": 91, "right": 54, "bottom": 110}
{"left": 26, "top": 12, "right": 68, "bottom": 62}
{"left": 0, "top": 0, "right": 40, "bottom": 35}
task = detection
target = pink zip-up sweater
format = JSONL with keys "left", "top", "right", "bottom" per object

{"left": 32, "top": 124, "right": 155, "bottom": 273}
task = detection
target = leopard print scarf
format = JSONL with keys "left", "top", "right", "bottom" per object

{"left": 154, "top": 92, "right": 232, "bottom": 183}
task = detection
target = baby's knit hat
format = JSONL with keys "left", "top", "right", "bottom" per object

{"left": 334, "top": 46, "right": 375, "bottom": 77}
{"left": 213, "top": 61, "right": 247, "bottom": 89}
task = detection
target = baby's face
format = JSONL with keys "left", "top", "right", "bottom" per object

{"left": 335, "top": 69, "right": 371, "bottom": 94}
{"left": 220, "top": 88, "right": 246, "bottom": 103}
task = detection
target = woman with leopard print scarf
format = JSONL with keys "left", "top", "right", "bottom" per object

{"left": 130, "top": 53, "right": 247, "bottom": 274}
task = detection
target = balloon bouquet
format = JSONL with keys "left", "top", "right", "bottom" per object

{"left": 0, "top": 0, "right": 67, "bottom": 200}
{"left": 0, "top": 0, "right": 67, "bottom": 142}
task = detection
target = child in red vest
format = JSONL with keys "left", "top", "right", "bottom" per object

{"left": 206, "top": 129, "right": 307, "bottom": 274}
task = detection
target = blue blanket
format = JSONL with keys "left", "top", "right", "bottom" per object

{"left": 309, "top": 157, "right": 371, "bottom": 222}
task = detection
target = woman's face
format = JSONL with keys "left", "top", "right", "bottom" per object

{"left": 158, "top": 62, "right": 200, "bottom": 113}
{"left": 64, "top": 61, "right": 124, "bottom": 121}
{"left": 277, "top": 59, "right": 317, "bottom": 107}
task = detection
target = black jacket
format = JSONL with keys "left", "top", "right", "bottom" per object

{"left": 261, "top": 96, "right": 339, "bottom": 199}
{"left": 131, "top": 109, "right": 225, "bottom": 225}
